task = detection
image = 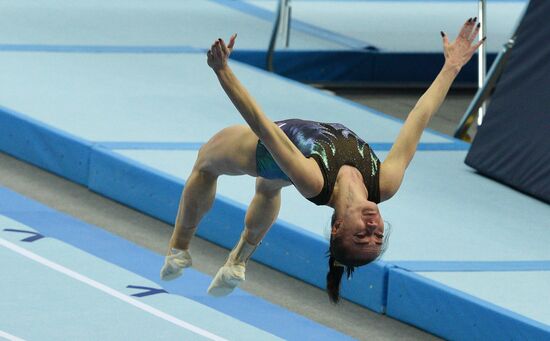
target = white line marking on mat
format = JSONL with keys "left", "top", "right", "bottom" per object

{"left": 0, "top": 330, "right": 26, "bottom": 341}
{"left": 0, "top": 238, "right": 227, "bottom": 341}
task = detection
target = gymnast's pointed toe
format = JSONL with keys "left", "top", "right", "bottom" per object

{"left": 160, "top": 248, "right": 192, "bottom": 281}
{"left": 207, "top": 264, "right": 246, "bottom": 297}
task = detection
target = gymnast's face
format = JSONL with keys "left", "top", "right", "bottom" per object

{"left": 332, "top": 201, "right": 385, "bottom": 265}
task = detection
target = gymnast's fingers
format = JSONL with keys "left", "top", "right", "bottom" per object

{"left": 469, "top": 22, "right": 481, "bottom": 43}
{"left": 219, "top": 38, "right": 230, "bottom": 57}
{"left": 227, "top": 33, "right": 237, "bottom": 52}
{"left": 458, "top": 17, "right": 474, "bottom": 41}
{"left": 471, "top": 36, "right": 487, "bottom": 52}
{"left": 440, "top": 31, "right": 449, "bottom": 47}
{"left": 214, "top": 40, "right": 223, "bottom": 59}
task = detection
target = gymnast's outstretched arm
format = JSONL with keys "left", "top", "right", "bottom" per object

{"left": 207, "top": 35, "right": 323, "bottom": 197}
{"left": 379, "top": 18, "right": 486, "bottom": 201}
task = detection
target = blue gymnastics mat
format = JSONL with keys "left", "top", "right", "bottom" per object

{"left": 0, "top": 186, "right": 352, "bottom": 340}
{"left": 0, "top": 0, "right": 528, "bottom": 84}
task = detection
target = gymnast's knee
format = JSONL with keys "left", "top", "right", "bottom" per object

{"left": 255, "top": 178, "right": 284, "bottom": 198}
{"left": 191, "top": 149, "right": 220, "bottom": 181}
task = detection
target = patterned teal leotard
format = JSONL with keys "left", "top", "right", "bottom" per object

{"left": 255, "top": 119, "right": 380, "bottom": 205}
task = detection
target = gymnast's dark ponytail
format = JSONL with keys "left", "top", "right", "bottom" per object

{"left": 327, "top": 211, "right": 346, "bottom": 303}
{"left": 327, "top": 211, "right": 358, "bottom": 303}
{"left": 326, "top": 255, "right": 345, "bottom": 303}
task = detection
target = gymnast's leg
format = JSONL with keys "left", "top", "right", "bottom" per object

{"left": 160, "top": 125, "right": 258, "bottom": 280}
{"left": 160, "top": 162, "right": 218, "bottom": 280}
{"left": 208, "top": 178, "right": 288, "bottom": 296}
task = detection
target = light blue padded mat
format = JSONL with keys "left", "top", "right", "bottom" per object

{"left": 0, "top": 237, "right": 278, "bottom": 341}
{"left": 0, "top": 0, "right": 527, "bottom": 52}
{"left": 387, "top": 268, "right": 550, "bottom": 340}
{"left": 419, "top": 271, "right": 550, "bottom": 326}
{"left": 0, "top": 187, "right": 353, "bottom": 340}
{"left": 0, "top": 0, "right": 339, "bottom": 50}
{"left": 0, "top": 52, "right": 449, "bottom": 143}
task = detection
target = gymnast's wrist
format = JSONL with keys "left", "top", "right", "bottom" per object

{"left": 442, "top": 62, "right": 462, "bottom": 76}
{"left": 213, "top": 64, "right": 231, "bottom": 75}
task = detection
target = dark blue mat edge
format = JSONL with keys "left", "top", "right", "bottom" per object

{"left": 386, "top": 268, "right": 550, "bottom": 339}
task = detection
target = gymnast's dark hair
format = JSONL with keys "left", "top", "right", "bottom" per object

{"left": 326, "top": 254, "right": 355, "bottom": 304}
{"left": 327, "top": 212, "right": 355, "bottom": 304}
{"left": 326, "top": 211, "right": 392, "bottom": 304}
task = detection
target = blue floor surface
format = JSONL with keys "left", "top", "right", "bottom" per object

{"left": 0, "top": 186, "right": 352, "bottom": 341}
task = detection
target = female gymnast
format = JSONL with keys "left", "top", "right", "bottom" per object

{"left": 161, "top": 18, "right": 485, "bottom": 303}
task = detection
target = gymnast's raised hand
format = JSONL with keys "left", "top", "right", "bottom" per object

{"left": 161, "top": 18, "right": 485, "bottom": 303}
{"left": 207, "top": 34, "right": 237, "bottom": 71}
{"left": 443, "top": 17, "right": 486, "bottom": 70}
